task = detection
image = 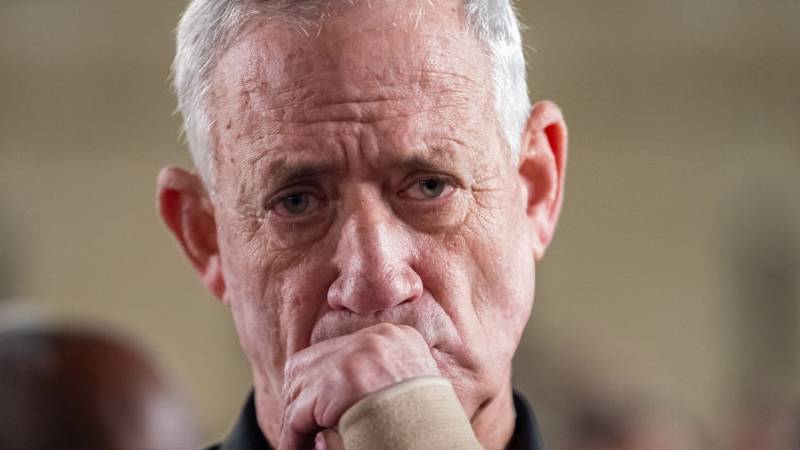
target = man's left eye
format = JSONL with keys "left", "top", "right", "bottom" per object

{"left": 402, "top": 177, "right": 455, "bottom": 200}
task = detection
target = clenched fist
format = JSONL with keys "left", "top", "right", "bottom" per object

{"left": 278, "top": 323, "right": 441, "bottom": 450}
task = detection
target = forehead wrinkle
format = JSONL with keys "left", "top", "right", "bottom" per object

{"left": 244, "top": 127, "right": 474, "bottom": 189}
{"left": 211, "top": 0, "right": 498, "bottom": 195}
{"left": 211, "top": 7, "right": 492, "bottom": 148}
{"left": 253, "top": 143, "right": 345, "bottom": 182}
{"left": 224, "top": 75, "right": 480, "bottom": 141}
{"left": 219, "top": 15, "right": 487, "bottom": 109}
{"left": 221, "top": 95, "right": 486, "bottom": 193}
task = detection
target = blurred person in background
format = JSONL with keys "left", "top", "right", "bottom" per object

{"left": 157, "top": 0, "right": 566, "bottom": 448}
{"left": 561, "top": 396, "right": 708, "bottom": 450}
{"left": 513, "top": 340, "right": 711, "bottom": 450}
{"left": 0, "top": 319, "right": 202, "bottom": 450}
{"left": 728, "top": 390, "right": 800, "bottom": 450}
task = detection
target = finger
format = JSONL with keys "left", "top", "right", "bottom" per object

{"left": 279, "top": 394, "right": 320, "bottom": 450}
{"left": 286, "top": 323, "right": 423, "bottom": 387}
{"left": 314, "top": 433, "right": 326, "bottom": 450}
{"left": 318, "top": 429, "right": 345, "bottom": 450}
{"left": 278, "top": 422, "right": 308, "bottom": 450}
{"left": 291, "top": 323, "right": 405, "bottom": 369}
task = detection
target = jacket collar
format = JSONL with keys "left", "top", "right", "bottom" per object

{"left": 217, "top": 389, "right": 545, "bottom": 450}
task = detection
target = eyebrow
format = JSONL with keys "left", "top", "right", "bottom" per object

{"left": 259, "top": 144, "right": 466, "bottom": 189}
{"left": 390, "top": 154, "right": 457, "bottom": 173}
{"left": 265, "top": 160, "right": 338, "bottom": 189}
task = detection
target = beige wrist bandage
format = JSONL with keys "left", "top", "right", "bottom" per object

{"left": 339, "top": 377, "right": 483, "bottom": 450}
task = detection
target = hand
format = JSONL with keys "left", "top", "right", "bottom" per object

{"left": 278, "top": 323, "right": 441, "bottom": 450}
{"left": 314, "top": 430, "right": 344, "bottom": 450}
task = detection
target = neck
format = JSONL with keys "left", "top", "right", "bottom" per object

{"left": 471, "top": 376, "right": 517, "bottom": 450}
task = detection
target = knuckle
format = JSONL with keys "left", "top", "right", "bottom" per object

{"left": 372, "top": 322, "right": 398, "bottom": 337}
{"left": 345, "top": 337, "right": 390, "bottom": 371}
{"left": 360, "top": 332, "right": 387, "bottom": 352}
{"left": 396, "top": 324, "right": 418, "bottom": 337}
{"left": 397, "top": 324, "right": 426, "bottom": 345}
{"left": 342, "top": 354, "right": 382, "bottom": 396}
{"left": 342, "top": 353, "right": 366, "bottom": 379}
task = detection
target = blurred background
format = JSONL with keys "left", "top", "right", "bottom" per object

{"left": 0, "top": 0, "right": 798, "bottom": 449}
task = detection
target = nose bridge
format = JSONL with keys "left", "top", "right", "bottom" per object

{"left": 329, "top": 191, "right": 421, "bottom": 314}
{"left": 345, "top": 196, "right": 400, "bottom": 269}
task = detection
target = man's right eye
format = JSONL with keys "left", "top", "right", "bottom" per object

{"left": 271, "top": 192, "right": 323, "bottom": 217}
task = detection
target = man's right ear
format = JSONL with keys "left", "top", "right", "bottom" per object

{"left": 156, "top": 166, "right": 226, "bottom": 301}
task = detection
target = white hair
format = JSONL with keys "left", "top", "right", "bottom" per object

{"left": 172, "top": 0, "right": 530, "bottom": 184}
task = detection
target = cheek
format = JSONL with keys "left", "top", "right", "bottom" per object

{"left": 473, "top": 208, "right": 535, "bottom": 341}
{"left": 277, "top": 259, "right": 336, "bottom": 352}
{"left": 442, "top": 200, "right": 535, "bottom": 349}
{"left": 219, "top": 221, "right": 336, "bottom": 379}
{"left": 413, "top": 211, "right": 533, "bottom": 410}
{"left": 220, "top": 240, "right": 284, "bottom": 375}
{"left": 215, "top": 215, "right": 287, "bottom": 368}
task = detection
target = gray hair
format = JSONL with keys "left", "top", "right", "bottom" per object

{"left": 172, "top": 0, "right": 530, "bottom": 185}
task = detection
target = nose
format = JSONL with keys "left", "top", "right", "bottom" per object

{"left": 327, "top": 194, "right": 423, "bottom": 315}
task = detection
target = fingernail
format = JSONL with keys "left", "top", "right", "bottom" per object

{"left": 314, "top": 433, "right": 327, "bottom": 450}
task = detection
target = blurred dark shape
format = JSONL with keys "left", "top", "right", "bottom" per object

{"left": 0, "top": 214, "right": 19, "bottom": 300}
{"left": 729, "top": 390, "right": 800, "bottom": 450}
{"left": 514, "top": 337, "right": 712, "bottom": 450}
{"left": 726, "top": 186, "right": 799, "bottom": 390}
{"left": 0, "top": 326, "right": 201, "bottom": 450}
{"left": 561, "top": 393, "right": 708, "bottom": 450}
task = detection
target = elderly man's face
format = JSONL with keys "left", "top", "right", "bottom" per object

{"left": 211, "top": 0, "right": 533, "bottom": 415}
{"left": 159, "top": 0, "right": 566, "bottom": 443}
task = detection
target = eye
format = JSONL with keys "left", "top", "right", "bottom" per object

{"left": 271, "top": 192, "right": 323, "bottom": 217}
{"left": 402, "top": 177, "right": 455, "bottom": 200}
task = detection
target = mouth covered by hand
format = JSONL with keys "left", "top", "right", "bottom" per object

{"left": 279, "top": 322, "right": 443, "bottom": 450}
{"left": 309, "top": 294, "right": 460, "bottom": 351}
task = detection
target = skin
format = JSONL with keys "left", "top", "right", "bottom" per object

{"left": 157, "top": 1, "right": 567, "bottom": 449}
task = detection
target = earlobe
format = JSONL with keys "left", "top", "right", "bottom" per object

{"left": 156, "top": 166, "right": 226, "bottom": 300}
{"left": 518, "top": 101, "right": 568, "bottom": 261}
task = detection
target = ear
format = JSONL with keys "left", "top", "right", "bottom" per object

{"left": 156, "top": 166, "right": 226, "bottom": 301}
{"left": 518, "top": 100, "right": 568, "bottom": 261}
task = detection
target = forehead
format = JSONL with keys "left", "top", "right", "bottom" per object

{"left": 214, "top": 0, "right": 489, "bottom": 97}
{"left": 209, "top": 0, "right": 501, "bottom": 180}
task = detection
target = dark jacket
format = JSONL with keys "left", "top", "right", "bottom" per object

{"left": 205, "top": 390, "right": 545, "bottom": 450}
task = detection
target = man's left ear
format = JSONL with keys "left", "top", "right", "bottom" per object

{"left": 518, "top": 100, "right": 568, "bottom": 261}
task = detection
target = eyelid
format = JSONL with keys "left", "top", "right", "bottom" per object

{"left": 398, "top": 175, "right": 458, "bottom": 200}
{"left": 266, "top": 179, "right": 319, "bottom": 204}
{"left": 402, "top": 171, "right": 461, "bottom": 188}
{"left": 264, "top": 185, "right": 325, "bottom": 216}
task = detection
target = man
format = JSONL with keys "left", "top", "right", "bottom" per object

{"left": 157, "top": 0, "right": 567, "bottom": 448}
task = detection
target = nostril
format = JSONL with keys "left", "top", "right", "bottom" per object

{"left": 326, "top": 276, "right": 350, "bottom": 311}
{"left": 326, "top": 268, "right": 422, "bottom": 315}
